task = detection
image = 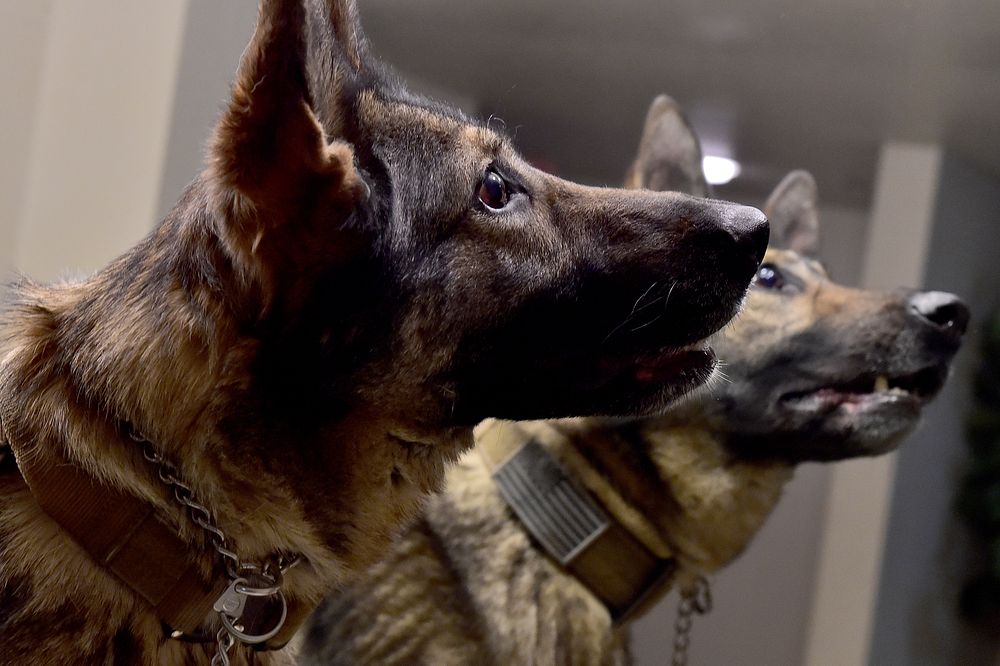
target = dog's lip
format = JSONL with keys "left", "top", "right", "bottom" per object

{"left": 778, "top": 363, "right": 949, "bottom": 411}
{"left": 781, "top": 387, "right": 922, "bottom": 415}
{"left": 630, "top": 345, "right": 716, "bottom": 384}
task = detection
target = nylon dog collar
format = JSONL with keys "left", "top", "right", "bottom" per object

{"left": 477, "top": 420, "right": 676, "bottom": 623}
{"left": 0, "top": 400, "right": 311, "bottom": 652}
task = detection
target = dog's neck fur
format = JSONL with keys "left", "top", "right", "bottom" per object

{"left": 524, "top": 415, "right": 794, "bottom": 586}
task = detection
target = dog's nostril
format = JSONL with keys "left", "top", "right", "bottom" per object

{"left": 928, "top": 302, "right": 970, "bottom": 335}
{"left": 909, "top": 291, "right": 970, "bottom": 336}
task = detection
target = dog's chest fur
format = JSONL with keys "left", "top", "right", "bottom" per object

{"left": 643, "top": 426, "right": 793, "bottom": 576}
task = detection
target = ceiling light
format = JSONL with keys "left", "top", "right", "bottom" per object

{"left": 702, "top": 155, "right": 741, "bottom": 186}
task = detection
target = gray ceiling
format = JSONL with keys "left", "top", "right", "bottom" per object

{"left": 361, "top": 0, "right": 1000, "bottom": 209}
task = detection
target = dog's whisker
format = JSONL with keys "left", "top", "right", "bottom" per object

{"left": 486, "top": 114, "right": 507, "bottom": 133}
{"left": 662, "top": 281, "right": 678, "bottom": 312}
{"left": 632, "top": 295, "right": 665, "bottom": 315}
{"left": 628, "top": 313, "right": 664, "bottom": 334}
{"left": 620, "top": 280, "right": 679, "bottom": 335}
{"left": 604, "top": 282, "right": 659, "bottom": 342}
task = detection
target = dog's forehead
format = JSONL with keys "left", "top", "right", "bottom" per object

{"left": 764, "top": 248, "right": 827, "bottom": 279}
{"left": 356, "top": 90, "right": 506, "bottom": 154}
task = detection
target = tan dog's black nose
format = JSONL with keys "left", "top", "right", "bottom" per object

{"left": 909, "top": 291, "right": 970, "bottom": 339}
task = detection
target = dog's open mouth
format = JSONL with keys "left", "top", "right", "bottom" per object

{"left": 780, "top": 364, "right": 948, "bottom": 413}
{"left": 629, "top": 345, "right": 716, "bottom": 384}
{"left": 452, "top": 341, "right": 718, "bottom": 423}
{"left": 588, "top": 344, "right": 718, "bottom": 416}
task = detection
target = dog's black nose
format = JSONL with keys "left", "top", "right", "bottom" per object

{"left": 909, "top": 291, "right": 970, "bottom": 338}
{"left": 719, "top": 204, "right": 770, "bottom": 266}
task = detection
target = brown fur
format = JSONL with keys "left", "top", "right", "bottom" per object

{"left": 300, "top": 97, "right": 968, "bottom": 665}
{"left": 0, "top": 6, "right": 770, "bottom": 665}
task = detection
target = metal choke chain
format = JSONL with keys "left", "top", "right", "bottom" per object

{"left": 132, "top": 431, "right": 299, "bottom": 666}
{"left": 670, "top": 575, "right": 713, "bottom": 666}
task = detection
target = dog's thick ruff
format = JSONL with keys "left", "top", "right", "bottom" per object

{"left": 0, "top": 4, "right": 769, "bottom": 664}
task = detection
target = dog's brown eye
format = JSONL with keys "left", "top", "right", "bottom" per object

{"left": 477, "top": 170, "right": 509, "bottom": 211}
{"left": 755, "top": 263, "right": 785, "bottom": 290}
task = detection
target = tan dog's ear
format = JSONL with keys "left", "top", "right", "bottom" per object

{"left": 624, "top": 95, "right": 709, "bottom": 197}
{"left": 210, "top": 0, "right": 365, "bottom": 218}
{"left": 763, "top": 170, "right": 820, "bottom": 256}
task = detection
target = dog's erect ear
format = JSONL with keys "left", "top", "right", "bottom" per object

{"left": 624, "top": 95, "right": 710, "bottom": 198}
{"left": 304, "top": 0, "right": 370, "bottom": 134}
{"left": 210, "top": 0, "right": 365, "bottom": 216}
{"left": 763, "top": 170, "right": 820, "bottom": 256}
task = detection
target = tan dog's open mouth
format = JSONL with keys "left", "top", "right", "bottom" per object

{"left": 781, "top": 363, "right": 948, "bottom": 414}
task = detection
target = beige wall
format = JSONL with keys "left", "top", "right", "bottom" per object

{"left": 0, "top": 1, "right": 54, "bottom": 276}
{"left": 2, "top": 0, "right": 189, "bottom": 281}
{"left": 871, "top": 154, "right": 1000, "bottom": 666}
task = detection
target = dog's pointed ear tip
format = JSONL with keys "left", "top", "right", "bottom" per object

{"left": 649, "top": 94, "right": 679, "bottom": 111}
{"left": 765, "top": 170, "right": 820, "bottom": 218}
{"left": 780, "top": 170, "right": 819, "bottom": 196}
{"left": 646, "top": 95, "right": 685, "bottom": 124}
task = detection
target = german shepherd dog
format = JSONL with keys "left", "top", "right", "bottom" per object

{"left": 300, "top": 96, "right": 969, "bottom": 666}
{"left": 0, "top": 1, "right": 769, "bottom": 663}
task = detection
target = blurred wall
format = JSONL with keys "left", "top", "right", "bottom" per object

{"left": 870, "top": 155, "right": 1000, "bottom": 665}
{"left": 156, "top": 2, "right": 256, "bottom": 220}
{"left": 0, "top": 1, "right": 53, "bottom": 277}
{"left": 0, "top": 0, "right": 188, "bottom": 282}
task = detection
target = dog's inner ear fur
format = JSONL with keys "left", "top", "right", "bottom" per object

{"left": 763, "top": 170, "right": 821, "bottom": 257}
{"left": 624, "top": 94, "right": 710, "bottom": 198}
{"left": 304, "top": 0, "right": 369, "bottom": 134}
{"left": 209, "top": 0, "right": 367, "bottom": 266}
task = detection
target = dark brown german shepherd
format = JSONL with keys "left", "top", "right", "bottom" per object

{"left": 0, "top": 3, "right": 767, "bottom": 664}
{"left": 300, "top": 96, "right": 968, "bottom": 666}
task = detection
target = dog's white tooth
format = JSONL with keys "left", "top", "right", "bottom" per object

{"left": 874, "top": 375, "right": 889, "bottom": 393}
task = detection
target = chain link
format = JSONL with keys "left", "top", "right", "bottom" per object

{"left": 670, "top": 575, "right": 712, "bottom": 666}
{"left": 131, "top": 429, "right": 299, "bottom": 662}
{"left": 212, "top": 627, "right": 236, "bottom": 666}
{"left": 136, "top": 434, "right": 246, "bottom": 578}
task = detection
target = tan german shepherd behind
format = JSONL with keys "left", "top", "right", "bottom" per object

{"left": 0, "top": 4, "right": 769, "bottom": 665}
{"left": 300, "top": 96, "right": 969, "bottom": 666}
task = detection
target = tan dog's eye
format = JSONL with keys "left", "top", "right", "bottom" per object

{"left": 755, "top": 263, "right": 786, "bottom": 290}
{"left": 477, "top": 169, "right": 509, "bottom": 211}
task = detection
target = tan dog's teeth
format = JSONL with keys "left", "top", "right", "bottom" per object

{"left": 874, "top": 375, "right": 889, "bottom": 392}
